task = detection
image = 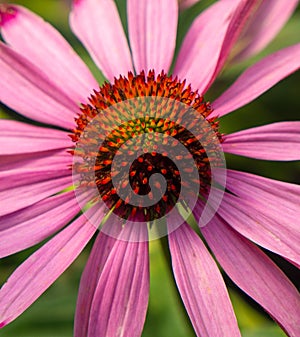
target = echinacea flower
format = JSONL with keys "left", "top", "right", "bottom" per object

{"left": 1, "top": 0, "right": 300, "bottom": 336}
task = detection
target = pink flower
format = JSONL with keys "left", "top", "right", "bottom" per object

{"left": 0, "top": 1, "right": 300, "bottom": 337}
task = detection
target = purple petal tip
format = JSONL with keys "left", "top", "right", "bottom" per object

{"left": 0, "top": 5, "right": 17, "bottom": 27}
{"left": 0, "top": 321, "right": 6, "bottom": 328}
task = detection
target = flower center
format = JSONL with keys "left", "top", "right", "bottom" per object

{"left": 71, "top": 70, "right": 222, "bottom": 222}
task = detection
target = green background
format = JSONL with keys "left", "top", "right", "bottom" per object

{"left": 0, "top": 0, "right": 299, "bottom": 336}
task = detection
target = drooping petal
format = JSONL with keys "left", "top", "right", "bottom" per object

{"left": 0, "top": 5, "right": 98, "bottom": 104}
{"left": 226, "top": 169, "right": 300, "bottom": 214}
{"left": 217, "top": 193, "right": 300, "bottom": 267}
{"left": 0, "top": 209, "right": 98, "bottom": 327}
{"left": 201, "top": 216, "right": 300, "bottom": 337}
{"left": 0, "top": 173, "right": 72, "bottom": 216}
{"left": 168, "top": 222, "right": 241, "bottom": 337}
{"left": 0, "top": 152, "right": 71, "bottom": 181}
{"left": 74, "top": 217, "right": 123, "bottom": 337}
{"left": 234, "top": 0, "right": 300, "bottom": 62}
{"left": 174, "top": 0, "right": 258, "bottom": 94}
{"left": 127, "top": 0, "right": 178, "bottom": 73}
{"left": 70, "top": 0, "right": 133, "bottom": 82}
{"left": 225, "top": 170, "right": 300, "bottom": 250}
{"left": 0, "top": 120, "right": 71, "bottom": 155}
{"left": 222, "top": 122, "right": 300, "bottom": 160}
{"left": 212, "top": 43, "right": 300, "bottom": 117}
{"left": 0, "top": 43, "right": 78, "bottom": 129}
{"left": 86, "top": 224, "right": 149, "bottom": 337}
{"left": 74, "top": 230, "right": 119, "bottom": 337}
{"left": 0, "top": 164, "right": 70, "bottom": 190}
{"left": 0, "top": 149, "right": 71, "bottom": 172}
{"left": 0, "top": 191, "right": 81, "bottom": 258}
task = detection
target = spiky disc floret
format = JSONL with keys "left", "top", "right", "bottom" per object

{"left": 71, "top": 70, "right": 222, "bottom": 221}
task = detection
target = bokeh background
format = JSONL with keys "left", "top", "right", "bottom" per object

{"left": 0, "top": 0, "right": 299, "bottom": 336}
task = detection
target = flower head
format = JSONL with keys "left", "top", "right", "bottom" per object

{"left": 0, "top": 1, "right": 300, "bottom": 337}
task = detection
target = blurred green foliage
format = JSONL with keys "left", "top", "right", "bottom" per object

{"left": 1, "top": 0, "right": 299, "bottom": 336}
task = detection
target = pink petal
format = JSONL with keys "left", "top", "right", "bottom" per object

{"left": 0, "top": 120, "right": 71, "bottom": 155}
{"left": 0, "top": 149, "right": 71, "bottom": 172}
{"left": 0, "top": 43, "right": 77, "bottom": 129}
{"left": 209, "top": 0, "right": 261, "bottom": 89}
{"left": 0, "top": 5, "right": 98, "bottom": 104}
{"left": 70, "top": 0, "right": 133, "bottom": 81}
{"left": 226, "top": 169, "right": 300, "bottom": 214}
{"left": 212, "top": 43, "right": 300, "bottom": 117}
{"left": 202, "top": 216, "right": 300, "bottom": 337}
{"left": 0, "top": 164, "right": 71, "bottom": 190}
{"left": 234, "top": 0, "right": 300, "bottom": 62}
{"left": 87, "top": 224, "right": 149, "bottom": 337}
{"left": 0, "top": 173, "right": 72, "bottom": 216}
{"left": 179, "top": 0, "right": 199, "bottom": 10}
{"left": 0, "top": 148, "right": 72, "bottom": 184}
{"left": 225, "top": 170, "right": 300, "bottom": 249}
{"left": 222, "top": 122, "right": 300, "bottom": 160}
{"left": 217, "top": 193, "right": 300, "bottom": 267}
{"left": 0, "top": 191, "right": 81, "bottom": 258}
{"left": 0, "top": 135, "right": 73, "bottom": 217}
{"left": 174, "top": 1, "right": 232, "bottom": 93}
{"left": 174, "top": 0, "right": 258, "bottom": 94}
{"left": 168, "top": 222, "right": 241, "bottom": 337}
{"left": 127, "top": 0, "right": 178, "bottom": 73}
{"left": 74, "top": 231, "right": 119, "bottom": 337}
{"left": 0, "top": 210, "right": 97, "bottom": 327}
